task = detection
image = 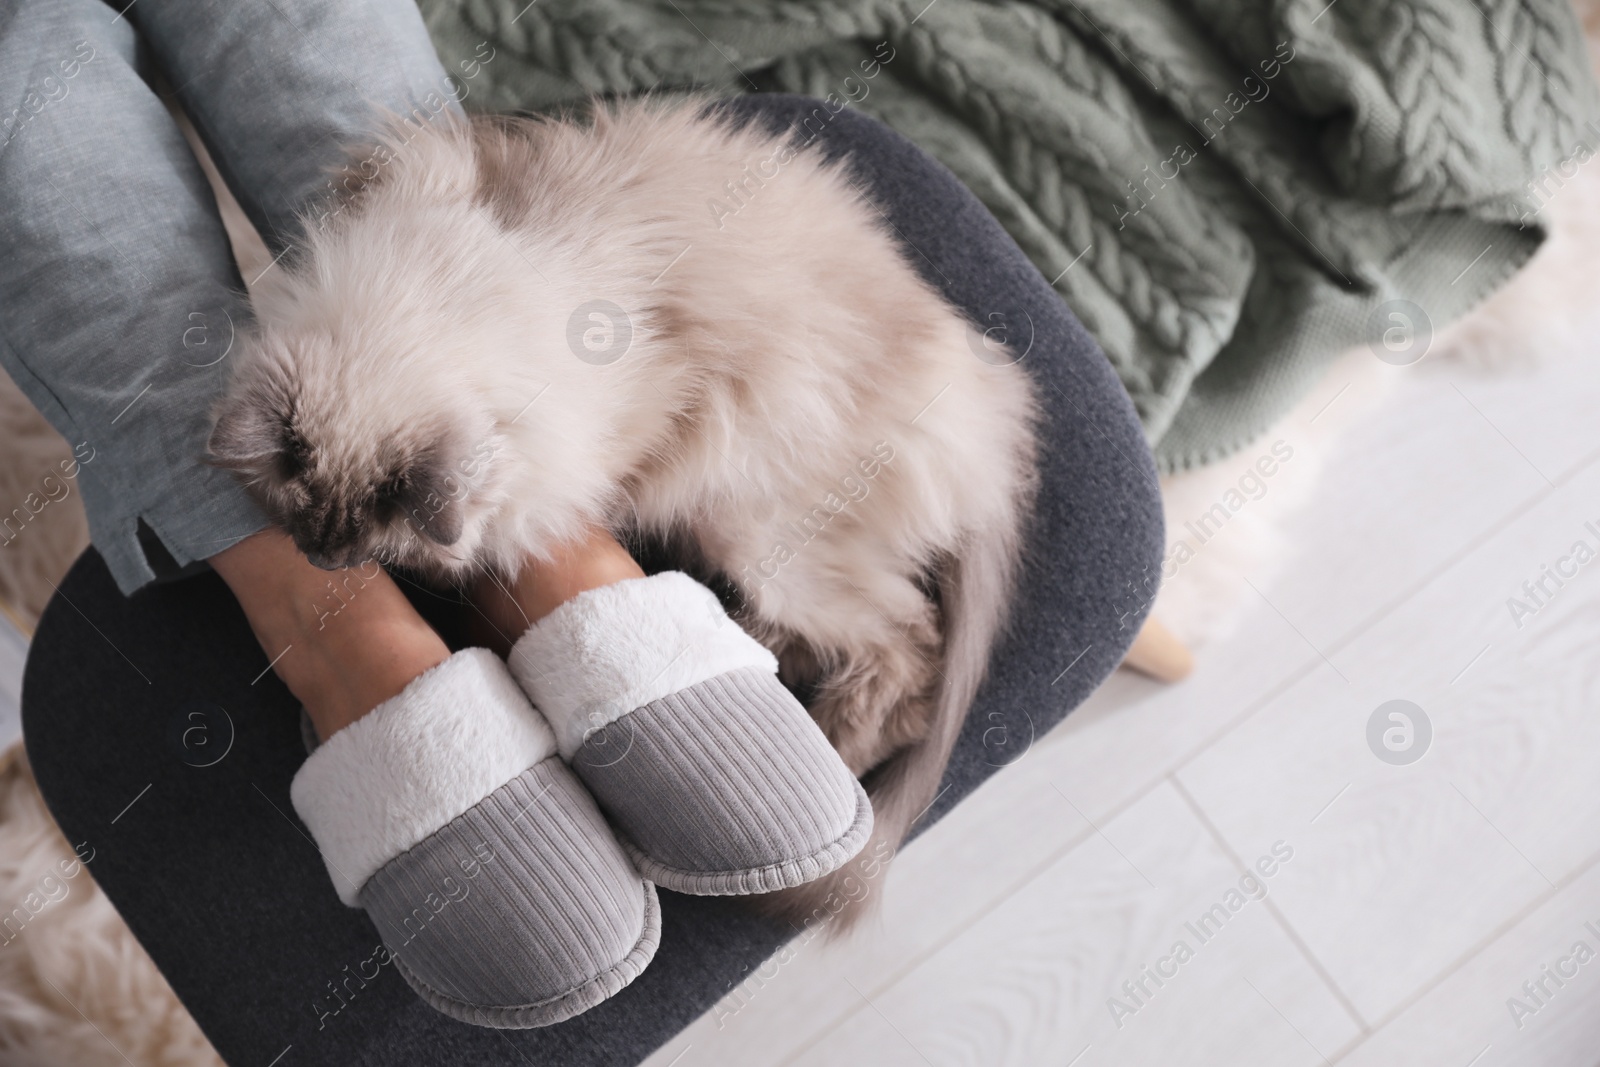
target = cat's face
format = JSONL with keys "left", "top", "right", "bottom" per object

{"left": 208, "top": 332, "right": 498, "bottom": 574}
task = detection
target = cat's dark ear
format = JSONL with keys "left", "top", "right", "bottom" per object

{"left": 207, "top": 396, "right": 285, "bottom": 475}
{"left": 391, "top": 454, "right": 464, "bottom": 547}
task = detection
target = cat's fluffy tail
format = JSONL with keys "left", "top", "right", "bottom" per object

{"left": 755, "top": 501, "right": 1028, "bottom": 937}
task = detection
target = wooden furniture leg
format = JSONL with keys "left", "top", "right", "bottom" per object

{"left": 1121, "top": 616, "right": 1193, "bottom": 682}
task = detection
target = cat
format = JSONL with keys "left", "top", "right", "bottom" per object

{"left": 208, "top": 99, "right": 1038, "bottom": 926}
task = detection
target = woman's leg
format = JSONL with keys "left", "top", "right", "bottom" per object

{"left": 0, "top": 0, "right": 464, "bottom": 587}
{"left": 24, "top": 93, "right": 1162, "bottom": 1065}
{"left": 0, "top": 0, "right": 520, "bottom": 1056}
{"left": 121, "top": 0, "right": 474, "bottom": 738}
{"left": 208, "top": 530, "right": 449, "bottom": 741}
{"left": 126, "top": 0, "right": 461, "bottom": 257}
{"left": 0, "top": 0, "right": 267, "bottom": 593}
{"left": 126, "top": 0, "right": 654, "bottom": 742}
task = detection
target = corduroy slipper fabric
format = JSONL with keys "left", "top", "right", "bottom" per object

{"left": 290, "top": 648, "right": 659, "bottom": 1028}
{"left": 508, "top": 572, "right": 872, "bottom": 896}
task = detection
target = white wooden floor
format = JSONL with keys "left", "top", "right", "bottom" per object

{"left": 641, "top": 339, "right": 1600, "bottom": 1067}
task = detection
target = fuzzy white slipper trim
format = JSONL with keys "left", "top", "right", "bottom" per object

{"left": 508, "top": 572, "right": 778, "bottom": 760}
{"left": 289, "top": 648, "right": 557, "bottom": 905}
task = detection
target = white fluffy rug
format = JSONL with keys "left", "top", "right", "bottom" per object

{"left": 3, "top": 34, "right": 1600, "bottom": 1060}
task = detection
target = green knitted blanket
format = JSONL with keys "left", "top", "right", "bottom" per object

{"left": 419, "top": 0, "right": 1598, "bottom": 472}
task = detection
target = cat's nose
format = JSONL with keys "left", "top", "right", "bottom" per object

{"left": 304, "top": 550, "right": 342, "bottom": 571}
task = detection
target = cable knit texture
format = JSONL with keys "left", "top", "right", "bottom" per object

{"left": 418, "top": 0, "right": 1599, "bottom": 471}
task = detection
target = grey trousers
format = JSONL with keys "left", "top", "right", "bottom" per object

{"left": 0, "top": 0, "right": 459, "bottom": 593}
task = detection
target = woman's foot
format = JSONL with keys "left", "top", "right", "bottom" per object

{"left": 287, "top": 647, "right": 659, "bottom": 1028}
{"left": 480, "top": 534, "right": 874, "bottom": 896}
{"left": 215, "top": 529, "right": 659, "bottom": 1028}
{"left": 209, "top": 529, "right": 449, "bottom": 740}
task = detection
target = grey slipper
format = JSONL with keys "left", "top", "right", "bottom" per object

{"left": 289, "top": 648, "right": 659, "bottom": 1028}
{"left": 507, "top": 572, "right": 873, "bottom": 896}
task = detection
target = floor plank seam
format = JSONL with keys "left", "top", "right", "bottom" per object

{"left": 774, "top": 815, "right": 1106, "bottom": 1066}
{"left": 773, "top": 652, "right": 1333, "bottom": 1065}
{"left": 1168, "top": 772, "right": 1372, "bottom": 1037}
{"left": 1322, "top": 845, "right": 1600, "bottom": 1064}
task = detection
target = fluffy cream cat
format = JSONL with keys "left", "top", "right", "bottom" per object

{"left": 209, "top": 100, "right": 1037, "bottom": 923}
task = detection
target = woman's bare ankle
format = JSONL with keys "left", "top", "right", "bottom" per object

{"left": 471, "top": 527, "right": 644, "bottom": 647}
{"left": 211, "top": 531, "right": 449, "bottom": 740}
